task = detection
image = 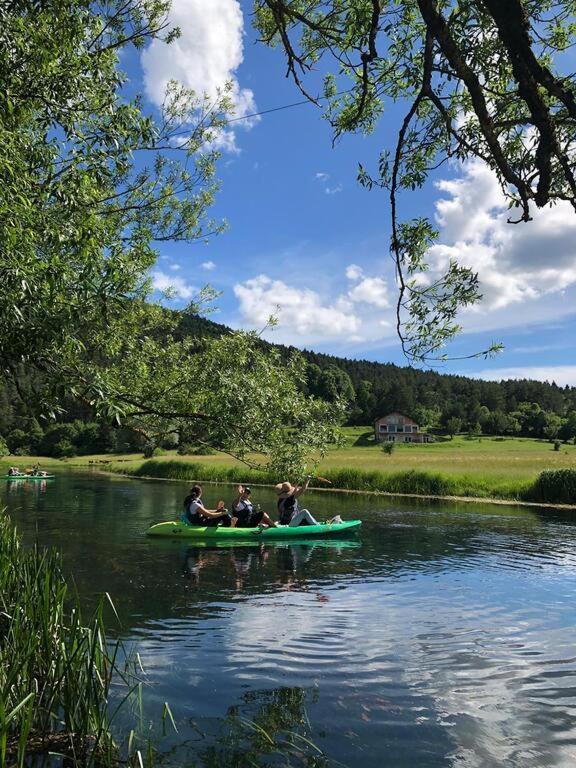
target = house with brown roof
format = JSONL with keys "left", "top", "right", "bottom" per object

{"left": 374, "top": 412, "right": 432, "bottom": 444}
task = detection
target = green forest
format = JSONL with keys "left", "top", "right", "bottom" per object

{"left": 2, "top": 313, "right": 575, "bottom": 459}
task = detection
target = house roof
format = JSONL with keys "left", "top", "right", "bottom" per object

{"left": 373, "top": 412, "right": 417, "bottom": 424}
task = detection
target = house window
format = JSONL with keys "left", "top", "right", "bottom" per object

{"left": 405, "top": 436, "right": 412, "bottom": 442}
{"left": 388, "top": 435, "right": 395, "bottom": 442}
{"left": 379, "top": 424, "right": 387, "bottom": 432}
{"left": 412, "top": 425, "right": 418, "bottom": 433}
{"left": 397, "top": 425, "right": 404, "bottom": 433}
{"left": 388, "top": 425, "right": 396, "bottom": 433}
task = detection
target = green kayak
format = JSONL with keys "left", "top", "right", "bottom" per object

{"left": 146, "top": 520, "right": 362, "bottom": 540}
{"left": 3, "top": 474, "right": 55, "bottom": 480}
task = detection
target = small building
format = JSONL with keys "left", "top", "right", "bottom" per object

{"left": 374, "top": 412, "right": 433, "bottom": 444}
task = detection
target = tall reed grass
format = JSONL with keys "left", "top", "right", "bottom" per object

{"left": 525, "top": 469, "right": 576, "bottom": 504}
{"left": 121, "top": 460, "right": 536, "bottom": 502}
{"left": 0, "top": 513, "right": 146, "bottom": 766}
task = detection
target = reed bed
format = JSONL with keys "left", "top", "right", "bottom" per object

{"left": 120, "top": 460, "right": 540, "bottom": 502}
{"left": 0, "top": 514, "right": 146, "bottom": 767}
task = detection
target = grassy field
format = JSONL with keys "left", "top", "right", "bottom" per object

{"left": 3, "top": 429, "right": 576, "bottom": 481}
{"left": 2, "top": 429, "right": 575, "bottom": 504}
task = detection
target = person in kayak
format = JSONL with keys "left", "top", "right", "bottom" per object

{"left": 275, "top": 478, "right": 320, "bottom": 526}
{"left": 231, "top": 485, "right": 276, "bottom": 528}
{"left": 183, "top": 485, "right": 232, "bottom": 527}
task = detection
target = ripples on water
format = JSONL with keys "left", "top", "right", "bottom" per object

{"left": 4, "top": 474, "right": 576, "bottom": 767}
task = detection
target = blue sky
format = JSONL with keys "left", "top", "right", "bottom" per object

{"left": 132, "top": 0, "right": 576, "bottom": 386}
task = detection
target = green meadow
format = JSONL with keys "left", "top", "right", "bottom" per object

{"left": 5, "top": 429, "right": 575, "bottom": 505}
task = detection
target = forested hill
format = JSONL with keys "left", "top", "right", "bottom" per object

{"left": 2, "top": 314, "right": 575, "bottom": 459}
{"left": 179, "top": 315, "right": 576, "bottom": 440}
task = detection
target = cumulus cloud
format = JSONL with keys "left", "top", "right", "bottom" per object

{"left": 233, "top": 275, "right": 361, "bottom": 342}
{"left": 428, "top": 161, "right": 576, "bottom": 325}
{"left": 201, "top": 260, "right": 216, "bottom": 271}
{"left": 346, "top": 264, "right": 364, "bottom": 281}
{"left": 348, "top": 276, "right": 389, "bottom": 308}
{"left": 152, "top": 270, "right": 196, "bottom": 300}
{"left": 141, "top": 0, "right": 257, "bottom": 152}
{"left": 232, "top": 270, "right": 397, "bottom": 348}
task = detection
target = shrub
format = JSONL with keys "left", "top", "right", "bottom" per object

{"left": 381, "top": 442, "right": 395, "bottom": 455}
{"left": 526, "top": 469, "right": 576, "bottom": 504}
{"left": 553, "top": 439, "right": 561, "bottom": 451}
{"left": 53, "top": 439, "right": 76, "bottom": 458}
{"left": 0, "top": 436, "right": 8, "bottom": 457}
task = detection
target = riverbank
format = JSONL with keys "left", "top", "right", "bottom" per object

{"left": 2, "top": 432, "right": 575, "bottom": 506}
{"left": 103, "top": 459, "right": 574, "bottom": 507}
{"left": 0, "top": 515, "right": 140, "bottom": 766}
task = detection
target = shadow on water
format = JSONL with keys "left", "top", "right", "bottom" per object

{"left": 4, "top": 472, "right": 576, "bottom": 767}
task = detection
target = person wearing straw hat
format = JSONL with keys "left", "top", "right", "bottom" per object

{"left": 274, "top": 477, "right": 320, "bottom": 526}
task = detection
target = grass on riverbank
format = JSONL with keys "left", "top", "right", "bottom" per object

{"left": 3, "top": 430, "right": 575, "bottom": 504}
{"left": 0, "top": 514, "right": 147, "bottom": 766}
{"left": 109, "top": 459, "right": 532, "bottom": 501}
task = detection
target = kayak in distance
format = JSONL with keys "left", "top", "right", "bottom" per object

{"left": 3, "top": 474, "right": 56, "bottom": 481}
{"left": 146, "top": 520, "right": 362, "bottom": 540}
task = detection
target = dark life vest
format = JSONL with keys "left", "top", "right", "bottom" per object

{"left": 277, "top": 495, "right": 298, "bottom": 525}
{"left": 184, "top": 495, "right": 203, "bottom": 525}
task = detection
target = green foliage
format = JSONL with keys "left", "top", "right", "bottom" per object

{"left": 0, "top": 437, "right": 8, "bottom": 457}
{"left": 0, "top": 0, "right": 346, "bottom": 476}
{"left": 526, "top": 469, "right": 576, "bottom": 504}
{"left": 119, "top": 459, "right": 535, "bottom": 502}
{"left": 0, "top": 514, "right": 143, "bottom": 765}
{"left": 382, "top": 442, "right": 395, "bottom": 455}
{"left": 445, "top": 417, "right": 462, "bottom": 439}
{"left": 254, "top": 1, "right": 576, "bottom": 360}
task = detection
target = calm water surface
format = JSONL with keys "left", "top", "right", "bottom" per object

{"left": 3, "top": 472, "right": 576, "bottom": 767}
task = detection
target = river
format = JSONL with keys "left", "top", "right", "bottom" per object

{"left": 3, "top": 472, "right": 576, "bottom": 767}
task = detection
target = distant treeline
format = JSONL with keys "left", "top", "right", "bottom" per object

{"left": 181, "top": 316, "right": 576, "bottom": 442}
{"left": 1, "top": 314, "right": 576, "bottom": 457}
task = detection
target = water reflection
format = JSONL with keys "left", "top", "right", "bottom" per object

{"left": 181, "top": 540, "right": 361, "bottom": 594}
{"left": 4, "top": 473, "right": 576, "bottom": 767}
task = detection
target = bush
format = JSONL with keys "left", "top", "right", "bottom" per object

{"left": 382, "top": 442, "right": 395, "bottom": 455}
{"left": 53, "top": 439, "right": 76, "bottom": 458}
{"left": 0, "top": 435, "right": 8, "bottom": 457}
{"left": 6, "top": 428, "right": 31, "bottom": 454}
{"left": 526, "top": 469, "right": 576, "bottom": 504}
{"left": 553, "top": 439, "right": 561, "bottom": 451}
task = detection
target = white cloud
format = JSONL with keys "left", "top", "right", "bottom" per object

{"left": 169, "top": 263, "right": 181, "bottom": 271}
{"left": 141, "top": 0, "right": 257, "bottom": 152}
{"left": 314, "top": 171, "right": 343, "bottom": 195}
{"left": 346, "top": 264, "right": 364, "bottom": 281}
{"left": 152, "top": 270, "right": 196, "bottom": 300}
{"left": 232, "top": 269, "right": 398, "bottom": 348}
{"left": 428, "top": 161, "right": 576, "bottom": 330}
{"left": 471, "top": 366, "right": 576, "bottom": 387}
{"left": 348, "top": 276, "right": 389, "bottom": 308}
{"left": 201, "top": 260, "right": 216, "bottom": 271}
{"left": 233, "top": 275, "right": 361, "bottom": 343}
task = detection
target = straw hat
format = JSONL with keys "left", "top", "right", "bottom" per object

{"left": 275, "top": 481, "right": 293, "bottom": 495}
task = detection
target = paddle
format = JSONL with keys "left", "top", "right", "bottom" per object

{"left": 304, "top": 474, "right": 332, "bottom": 486}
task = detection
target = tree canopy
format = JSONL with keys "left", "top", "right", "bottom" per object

{"left": 0, "top": 0, "right": 344, "bottom": 474}
{"left": 253, "top": 0, "right": 576, "bottom": 361}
